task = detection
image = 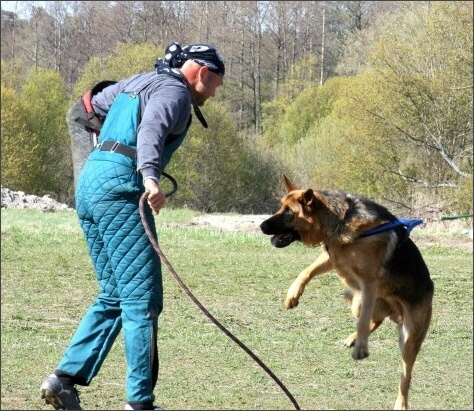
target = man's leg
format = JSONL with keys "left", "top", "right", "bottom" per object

{"left": 100, "top": 199, "right": 163, "bottom": 406}
{"left": 55, "top": 294, "right": 122, "bottom": 382}
{"left": 41, "top": 217, "right": 122, "bottom": 409}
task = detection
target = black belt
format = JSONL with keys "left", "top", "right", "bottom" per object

{"left": 97, "top": 140, "right": 136, "bottom": 159}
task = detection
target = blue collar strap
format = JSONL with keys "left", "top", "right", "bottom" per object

{"left": 359, "top": 218, "right": 423, "bottom": 238}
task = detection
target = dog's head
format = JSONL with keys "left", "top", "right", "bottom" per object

{"left": 260, "top": 174, "right": 342, "bottom": 247}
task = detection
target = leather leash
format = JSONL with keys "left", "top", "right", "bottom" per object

{"left": 139, "top": 191, "right": 300, "bottom": 410}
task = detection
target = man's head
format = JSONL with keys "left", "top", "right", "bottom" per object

{"left": 165, "top": 42, "right": 225, "bottom": 77}
{"left": 179, "top": 44, "right": 225, "bottom": 78}
{"left": 164, "top": 42, "right": 225, "bottom": 106}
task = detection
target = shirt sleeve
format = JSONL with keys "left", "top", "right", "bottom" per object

{"left": 91, "top": 72, "right": 147, "bottom": 117}
{"left": 137, "top": 82, "right": 191, "bottom": 180}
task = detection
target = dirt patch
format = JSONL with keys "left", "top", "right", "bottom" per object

{"left": 188, "top": 214, "right": 270, "bottom": 234}
{"left": 187, "top": 215, "right": 473, "bottom": 252}
{"left": 2, "top": 186, "right": 471, "bottom": 251}
{"left": 411, "top": 234, "right": 473, "bottom": 252}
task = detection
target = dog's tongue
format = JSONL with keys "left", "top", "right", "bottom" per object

{"left": 271, "top": 233, "right": 295, "bottom": 248}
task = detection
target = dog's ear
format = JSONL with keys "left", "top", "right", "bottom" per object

{"left": 300, "top": 189, "right": 322, "bottom": 215}
{"left": 302, "top": 189, "right": 314, "bottom": 206}
{"left": 282, "top": 174, "right": 299, "bottom": 192}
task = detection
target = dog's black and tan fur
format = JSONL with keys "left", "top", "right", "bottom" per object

{"left": 260, "top": 175, "right": 434, "bottom": 410}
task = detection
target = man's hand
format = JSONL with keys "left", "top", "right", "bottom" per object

{"left": 143, "top": 178, "right": 166, "bottom": 214}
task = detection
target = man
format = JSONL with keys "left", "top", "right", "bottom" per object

{"left": 40, "top": 42, "right": 225, "bottom": 410}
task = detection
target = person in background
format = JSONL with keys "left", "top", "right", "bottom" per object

{"left": 40, "top": 42, "right": 225, "bottom": 410}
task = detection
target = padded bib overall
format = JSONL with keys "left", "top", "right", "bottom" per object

{"left": 58, "top": 79, "right": 187, "bottom": 404}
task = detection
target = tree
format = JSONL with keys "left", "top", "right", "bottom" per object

{"left": 73, "top": 42, "right": 164, "bottom": 98}
{"left": 261, "top": 75, "right": 408, "bottom": 202}
{"left": 363, "top": 2, "right": 473, "bottom": 208}
{"left": 19, "top": 67, "right": 72, "bottom": 201}
{"left": 298, "top": 2, "right": 473, "bottom": 215}
{"left": 2, "top": 1, "right": 471, "bottom": 214}
{"left": 166, "top": 100, "right": 282, "bottom": 213}
{"left": 1, "top": 80, "right": 41, "bottom": 193}
{"left": 261, "top": 56, "right": 328, "bottom": 147}
{"left": 1, "top": 60, "right": 73, "bottom": 203}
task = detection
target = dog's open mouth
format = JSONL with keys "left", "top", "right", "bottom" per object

{"left": 271, "top": 231, "right": 299, "bottom": 248}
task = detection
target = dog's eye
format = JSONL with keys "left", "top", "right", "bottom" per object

{"left": 284, "top": 208, "right": 294, "bottom": 216}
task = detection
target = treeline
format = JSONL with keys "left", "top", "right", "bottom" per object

{"left": 1, "top": 1, "right": 472, "bottom": 218}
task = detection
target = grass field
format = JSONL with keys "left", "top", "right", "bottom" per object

{"left": 1, "top": 208, "right": 473, "bottom": 410}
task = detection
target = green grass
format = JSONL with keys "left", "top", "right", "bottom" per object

{"left": 1, "top": 209, "right": 473, "bottom": 410}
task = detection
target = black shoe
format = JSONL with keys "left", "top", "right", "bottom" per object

{"left": 124, "top": 403, "right": 164, "bottom": 410}
{"left": 40, "top": 373, "right": 82, "bottom": 410}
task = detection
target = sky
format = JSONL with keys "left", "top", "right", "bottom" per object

{"left": 1, "top": 1, "right": 48, "bottom": 16}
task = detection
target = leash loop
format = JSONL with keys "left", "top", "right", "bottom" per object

{"left": 160, "top": 171, "right": 178, "bottom": 198}
{"left": 139, "top": 192, "right": 300, "bottom": 410}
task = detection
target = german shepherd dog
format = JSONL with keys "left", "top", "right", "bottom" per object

{"left": 260, "top": 175, "right": 434, "bottom": 410}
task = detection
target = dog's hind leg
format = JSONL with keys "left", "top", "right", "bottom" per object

{"left": 343, "top": 292, "right": 391, "bottom": 347}
{"left": 394, "top": 304, "right": 432, "bottom": 410}
{"left": 344, "top": 319, "right": 384, "bottom": 348}
{"left": 351, "top": 282, "right": 379, "bottom": 360}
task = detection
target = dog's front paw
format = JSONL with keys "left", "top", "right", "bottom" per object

{"left": 352, "top": 343, "right": 369, "bottom": 360}
{"left": 284, "top": 294, "right": 300, "bottom": 309}
{"left": 284, "top": 283, "right": 303, "bottom": 309}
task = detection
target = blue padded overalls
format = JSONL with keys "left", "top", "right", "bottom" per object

{"left": 57, "top": 79, "right": 187, "bottom": 404}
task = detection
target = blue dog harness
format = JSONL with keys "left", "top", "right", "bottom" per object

{"left": 359, "top": 218, "right": 423, "bottom": 238}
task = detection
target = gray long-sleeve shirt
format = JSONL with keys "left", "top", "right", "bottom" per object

{"left": 91, "top": 71, "right": 192, "bottom": 181}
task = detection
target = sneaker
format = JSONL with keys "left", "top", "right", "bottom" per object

{"left": 40, "top": 373, "right": 82, "bottom": 410}
{"left": 124, "top": 403, "right": 164, "bottom": 410}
